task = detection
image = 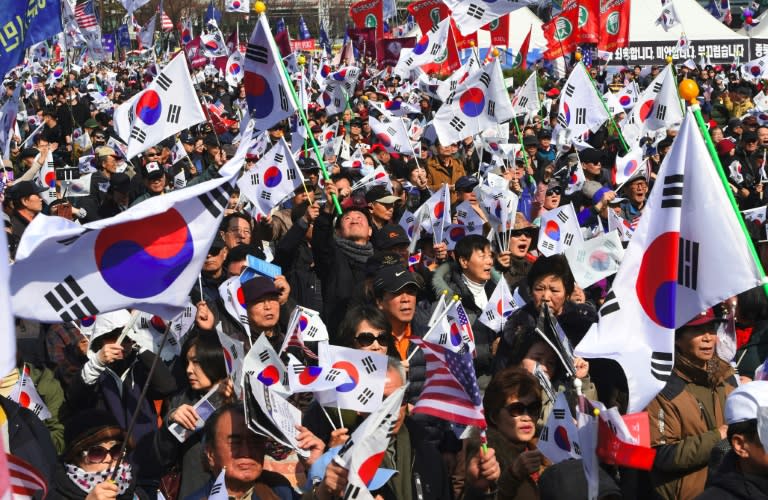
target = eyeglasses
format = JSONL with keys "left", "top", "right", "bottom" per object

{"left": 226, "top": 228, "right": 251, "bottom": 236}
{"left": 81, "top": 443, "right": 123, "bottom": 464}
{"left": 546, "top": 187, "right": 562, "bottom": 196}
{"left": 509, "top": 228, "right": 535, "bottom": 238}
{"left": 504, "top": 401, "right": 542, "bottom": 418}
{"left": 355, "top": 331, "right": 391, "bottom": 347}
{"left": 145, "top": 151, "right": 159, "bottom": 157}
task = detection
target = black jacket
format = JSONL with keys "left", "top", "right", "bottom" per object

{"left": 696, "top": 450, "right": 768, "bottom": 500}
{"left": 274, "top": 217, "right": 323, "bottom": 312}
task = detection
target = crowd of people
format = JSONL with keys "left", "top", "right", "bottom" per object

{"left": 2, "top": 31, "right": 768, "bottom": 500}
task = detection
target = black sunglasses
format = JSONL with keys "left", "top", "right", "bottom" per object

{"left": 504, "top": 401, "right": 542, "bottom": 418}
{"left": 546, "top": 187, "right": 562, "bottom": 196}
{"left": 355, "top": 331, "right": 391, "bottom": 347}
{"left": 82, "top": 443, "right": 123, "bottom": 464}
{"left": 509, "top": 228, "right": 536, "bottom": 238}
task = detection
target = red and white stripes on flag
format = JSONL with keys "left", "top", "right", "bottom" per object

{"left": 161, "top": 11, "right": 173, "bottom": 31}
{"left": 74, "top": 0, "right": 99, "bottom": 30}
{"left": 412, "top": 339, "right": 486, "bottom": 429}
{"left": 7, "top": 452, "right": 47, "bottom": 499}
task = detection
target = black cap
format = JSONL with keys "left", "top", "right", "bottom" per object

{"left": 19, "top": 148, "right": 38, "bottom": 160}
{"left": 372, "top": 224, "right": 410, "bottom": 249}
{"left": 455, "top": 175, "right": 479, "bottom": 192}
{"left": 365, "top": 185, "right": 399, "bottom": 204}
{"left": 5, "top": 180, "right": 47, "bottom": 200}
{"left": 241, "top": 276, "right": 280, "bottom": 303}
{"left": 204, "top": 134, "right": 220, "bottom": 147}
{"left": 579, "top": 148, "right": 603, "bottom": 164}
{"left": 109, "top": 173, "right": 131, "bottom": 193}
{"left": 373, "top": 265, "right": 422, "bottom": 294}
{"left": 538, "top": 129, "right": 553, "bottom": 139}
{"left": 523, "top": 135, "right": 539, "bottom": 147}
{"left": 180, "top": 132, "right": 195, "bottom": 144}
{"left": 143, "top": 161, "right": 165, "bottom": 180}
{"left": 742, "top": 130, "right": 758, "bottom": 143}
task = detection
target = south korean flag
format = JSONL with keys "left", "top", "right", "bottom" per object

{"left": 443, "top": 0, "right": 537, "bottom": 37}
{"left": 396, "top": 17, "right": 450, "bottom": 71}
{"left": 237, "top": 137, "right": 304, "bottom": 218}
{"left": 537, "top": 203, "right": 583, "bottom": 257}
{"left": 315, "top": 344, "right": 388, "bottom": 413}
{"left": 201, "top": 19, "right": 229, "bottom": 58}
{"left": 243, "top": 15, "right": 298, "bottom": 131}
{"left": 368, "top": 115, "right": 415, "bottom": 155}
{"left": 113, "top": 53, "right": 206, "bottom": 159}
{"left": 553, "top": 64, "right": 610, "bottom": 142}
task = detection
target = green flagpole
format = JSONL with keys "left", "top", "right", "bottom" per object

{"left": 255, "top": 2, "right": 342, "bottom": 215}
{"left": 578, "top": 58, "right": 629, "bottom": 153}
{"left": 678, "top": 78, "right": 768, "bottom": 297}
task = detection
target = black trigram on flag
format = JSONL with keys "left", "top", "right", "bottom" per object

{"left": 250, "top": 173, "right": 260, "bottom": 185}
{"left": 557, "top": 211, "right": 569, "bottom": 223}
{"left": 557, "top": 113, "right": 567, "bottom": 128}
{"left": 565, "top": 83, "right": 575, "bottom": 98}
{"left": 487, "top": 100, "right": 495, "bottom": 117}
{"left": 198, "top": 183, "right": 233, "bottom": 217}
{"left": 361, "top": 356, "right": 376, "bottom": 374}
{"left": 167, "top": 104, "right": 181, "bottom": 124}
{"left": 325, "top": 368, "right": 343, "bottom": 382}
{"left": 260, "top": 191, "right": 271, "bottom": 201}
{"left": 450, "top": 116, "right": 466, "bottom": 132}
{"left": 357, "top": 387, "right": 375, "bottom": 404}
{"left": 652, "top": 82, "right": 662, "bottom": 93}
{"left": 485, "top": 310, "right": 496, "bottom": 321}
{"left": 258, "top": 350, "right": 270, "bottom": 362}
{"left": 246, "top": 43, "right": 268, "bottom": 64}
{"left": 343, "top": 484, "right": 362, "bottom": 500}
{"left": 304, "top": 325, "right": 318, "bottom": 338}
{"left": 563, "top": 233, "right": 574, "bottom": 246}
{"left": 599, "top": 290, "right": 620, "bottom": 318}
{"left": 575, "top": 107, "right": 586, "bottom": 125}
{"left": 553, "top": 408, "right": 566, "bottom": 419}
{"left": 479, "top": 72, "right": 491, "bottom": 88}
{"left": 540, "top": 426, "right": 549, "bottom": 441}
{"left": 467, "top": 3, "right": 485, "bottom": 19}
{"left": 45, "top": 275, "right": 98, "bottom": 322}
{"left": 387, "top": 126, "right": 397, "bottom": 135}
{"left": 209, "top": 482, "right": 223, "bottom": 496}
{"left": 291, "top": 364, "right": 305, "bottom": 374}
{"left": 439, "top": 332, "right": 448, "bottom": 344}
{"left": 650, "top": 351, "right": 673, "bottom": 382}
{"left": 654, "top": 104, "right": 667, "bottom": 122}
{"left": 274, "top": 153, "right": 284, "bottom": 163}
{"left": 678, "top": 238, "right": 699, "bottom": 290}
{"left": 156, "top": 73, "right": 173, "bottom": 92}
{"left": 661, "top": 174, "right": 684, "bottom": 208}
{"left": 518, "top": 96, "right": 528, "bottom": 108}
{"left": 130, "top": 127, "right": 146, "bottom": 143}
{"left": 57, "top": 229, "right": 94, "bottom": 246}
{"left": 540, "top": 240, "right": 555, "bottom": 251}
{"left": 429, "top": 43, "right": 443, "bottom": 56}
{"left": 404, "top": 56, "right": 414, "bottom": 66}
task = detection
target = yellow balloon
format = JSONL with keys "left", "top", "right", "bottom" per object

{"left": 665, "top": 55, "right": 673, "bottom": 64}
{"left": 298, "top": 55, "right": 306, "bottom": 65}
{"left": 678, "top": 78, "right": 699, "bottom": 103}
{"left": 254, "top": 1, "right": 266, "bottom": 14}
{"left": 574, "top": 52, "right": 582, "bottom": 61}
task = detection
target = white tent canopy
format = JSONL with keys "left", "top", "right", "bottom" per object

{"left": 476, "top": 7, "right": 547, "bottom": 51}
{"left": 630, "top": 0, "right": 746, "bottom": 41}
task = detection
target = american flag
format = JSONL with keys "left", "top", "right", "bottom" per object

{"left": 412, "top": 339, "right": 486, "bottom": 429}
{"left": 74, "top": 0, "right": 99, "bottom": 31}
{"left": 5, "top": 450, "right": 47, "bottom": 498}
{"left": 161, "top": 11, "right": 173, "bottom": 32}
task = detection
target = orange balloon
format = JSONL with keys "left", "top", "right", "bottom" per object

{"left": 678, "top": 79, "right": 699, "bottom": 103}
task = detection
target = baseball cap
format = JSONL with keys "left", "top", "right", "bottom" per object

{"left": 241, "top": 276, "right": 280, "bottom": 304}
{"left": 372, "top": 224, "right": 410, "bottom": 250}
{"left": 725, "top": 380, "right": 768, "bottom": 424}
{"left": 682, "top": 307, "right": 727, "bottom": 328}
{"left": 109, "top": 173, "right": 131, "bottom": 193}
{"left": 5, "top": 180, "right": 48, "bottom": 200}
{"left": 95, "top": 146, "right": 117, "bottom": 158}
{"left": 365, "top": 185, "right": 399, "bottom": 204}
{"left": 180, "top": 132, "right": 195, "bottom": 144}
{"left": 579, "top": 148, "right": 603, "bottom": 164}
{"left": 523, "top": 135, "right": 539, "bottom": 147}
{"left": 455, "top": 176, "right": 479, "bottom": 192}
{"left": 144, "top": 161, "right": 164, "bottom": 180}
{"left": 373, "top": 265, "right": 422, "bottom": 294}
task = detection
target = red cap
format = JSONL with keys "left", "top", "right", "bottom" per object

{"left": 716, "top": 139, "right": 736, "bottom": 156}
{"left": 546, "top": 88, "right": 560, "bottom": 98}
{"left": 683, "top": 308, "right": 726, "bottom": 327}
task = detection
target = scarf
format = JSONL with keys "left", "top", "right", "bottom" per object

{"left": 334, "top": 236, "right": 373, "bottom": 264}
{"left": 65, "top": 462, "right": 133, "bottom": 495}
{"left": 675, "top": 351, "right": 730, "bottom": 388}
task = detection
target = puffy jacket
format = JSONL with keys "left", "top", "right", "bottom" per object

{"left": 27, "top": 364, "right": 66, "bottom": 454}
{"left": 646, "top": 355, "right": 737, "bottom": 500}
{"left": 696, "top": 450, "right": 768, "bottom": 500}
{"left": 425, "top": 156, "right": 466, "bottom": 203}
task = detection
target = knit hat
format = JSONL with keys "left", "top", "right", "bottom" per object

{"left": 63, "top": 409, "right": 126, "bottom": 462}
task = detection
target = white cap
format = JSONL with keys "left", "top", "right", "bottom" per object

{"left": 82, "top": 309, "right": 132, "bottom": 341}
{"left": 725, "top": 380, "right": 768, "bottom": 424}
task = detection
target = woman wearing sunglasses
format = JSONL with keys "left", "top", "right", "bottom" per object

{"left": 462, "top": 367, "right": 547, "bottom": 499}
{"left": 55, "top": 409, "right": 146, "bottom": 500}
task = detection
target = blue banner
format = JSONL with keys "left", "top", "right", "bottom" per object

{"left": 101, "top": 33, "right": 116, "bottom": 53}
{"left": 0, "top": 0, "right": 62, "bottom": 79}
{"left": 117, "top": 24, "right": 131, "bottom": 48}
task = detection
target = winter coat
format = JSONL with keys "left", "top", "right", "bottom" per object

{"left": 27, "top": 364, "right": 66, "bottom": 454}
{"left": 274, "top": 217, "right": 323, "bottom": 312}
{"left": 425, "top": 156, "right": 466, "bottom": 203}
{"left": 646, "top": 355, "right": 737, "bottom": 500}
{"left": 696, "top": 450, "right": 768, "bottom": 500}
{"left": 431, "top": 262, "right": 500, "bottom": 379}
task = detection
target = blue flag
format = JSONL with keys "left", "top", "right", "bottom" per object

{"left": 204, "top": 2, "right": 222, "bottom": 25}
{"left": 101, "top": 34, "right": 116, "bottom": 54}
{"left": 276, "top": 18, "right": 286, "bottom": 33}
{"left": 0, "top": 0, "right": 62, "bottom": 79}
{"left": 319, "top": 26, "right": 331, "bottom": 55}
{"left": 298, "top": 16, "right": 311, "bottom": 40}
{"left": 117, "top": 24, "right": 131, "bottom": 48}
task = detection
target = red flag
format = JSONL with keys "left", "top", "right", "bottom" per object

{"left": 407, "top": 0, "right": 448, "bottom": 34}
{"left": 420, "top": 23, "right": 460, "bottom": 77}
{"left": 450, "top": 17, "right": 477, "bottom": 50}
{"left": 349, "top": 27, "right": 377, "bottom": 60}
{"left": 596, "top": 417, "right": 656, "bottom": 470}
{"left": 274, "top": 30, "right": 293, "bottom": 58}
{"left": 206, "top": 103, "right": 237, "bottom": 134}
{"left": 184, "top": 36, "right": 208, "bottom": 69}
{"left": 377, "top": 37, "right": 416, "bottom": 68}
{"left": 543, "top": 6, "right": 579, "bottom": 60}
{"left": 577, "top": 0, "right": 600, "bottom": 44}
{"left": 349, "top": 0, "right": 384, "bottom": 39}
{"left": 514, "top": 26, "right": 532, "bottom": 69}
{"left": 486, "top": 14, "right": 510, "bottom": 47}
{"left": 598, "top": 0, "right": 631, "bottom": 52}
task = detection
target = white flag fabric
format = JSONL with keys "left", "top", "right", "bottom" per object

{"left": 208, "top": 468, "right": 228, "bottom": 500}
{"left": 424, "top": 184, "right": 451, "bottom": 244}
{"left": 0, "top": 228, "right": 13, "bottom": 376}
{"left": 655, "top": 1, "right": 682, "bottom": 31}
{"left": 742, "top": 54, "right": 768, "bottom": 81}
{"left": 623, "top": 66, "right": 668, "bottom": 129}
{"left": 0, "top": 86, "right": 20, "bottom": 160}
{"left": 577, "top": 407, "right": 600, "bottom": 500}
{"left": 128, "top": 310, "right": 183, "bottom": 362}
{"left": 138, "top": 15, "right": 156, "bottom": 50}
{"left": 337, "top": 384, "right": 407, "bottom": 500}
{"left": 315, "top": 344, "right": 388, "bottom": 413}
{"left": 434, "top": 58, "right": 514, "bottom": 145}
{"left": 10, "top": 140, "right": 247, "bottom": 323}
{"left": 201, "top": 21, "right": 229, "bottom": 58}
{"left": 742, "top": 205, "right": 767, "bottom": 225}
{"left": 368, "top": 115, "right": 415, "bottom": 155}
{"left": 241, "top": 334, "right": 290, "bottom": 395}
{"left": 225, "top": 50, "right": 245, "bottom": 88}
{"left": 286, "top": 354, "right": 353, "bottom": 393}
{"left": 537, "top": 203, "right": 583, "bottom": 257}
{"left": 565, "top": 160, "right": 586, "bottom": 196}
{"left": 10, "top": 365, "right": 52, "bottom": 421}
{"left": 244, "top": 15, "right": 298, "bottom": 131}
{"left": 478, "top": 281, "right": 526, "bottom": 332}
{"left": 603, "top": 91, "right": 623, "bottom": 117}
{"left": 644, "top": 68, "right": 684, "bottom": 131}
{"left": 616, "top": 81, "right": 639, "bottom": 111}
{"left": 397, "top": 18, "right": 450, "bottom": 70}
{"left": 119, "top": 0, "right": 151, "bottom": 15}
{"left": 454, "top": 201, "right": 485, "bottom": 235}
{"left": 608, "top": 209, "right": 634, "bottom": 242}
{"left": 443, "top": 0, "right": 537, "bottom": 37}
{"left": 114, "top": 54, "right": 206, "bottom": 159}
{"left": 565, "top": 230, "right": 624, "bottom": 289}
{"left": 575, "top": 110, "right": 765, "bottom": 412}
{"left": 613, "top": 148, "right": 645, "bottom": 186}
{"left": 219, "top": 276, "right": 250, "bottom": 327}
{"left": 283, "top": 306, "right": 329, "bottom": 343}
{"left": 537, "top": 392, "right": 581, "bottom": 464}
{"left": 437, "top": 56, "right": 480, "bottom": 102}
{"left": 216, "top": 327, "right": 245, "bottom": 398}
{"left": 225, "top": 0, "right": 249, "bottom": 13}
{"left": 554, "top": 64, "right": 609, "bottom": 140}
{"left": 511, "top": 71, "right": 541, "bottom": 119}
{"left": 237, "top": 137, "right": 304, "bottom": 218}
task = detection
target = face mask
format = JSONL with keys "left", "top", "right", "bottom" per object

{"left": 65, "top": 461, "right": 133, "bottom": 495}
